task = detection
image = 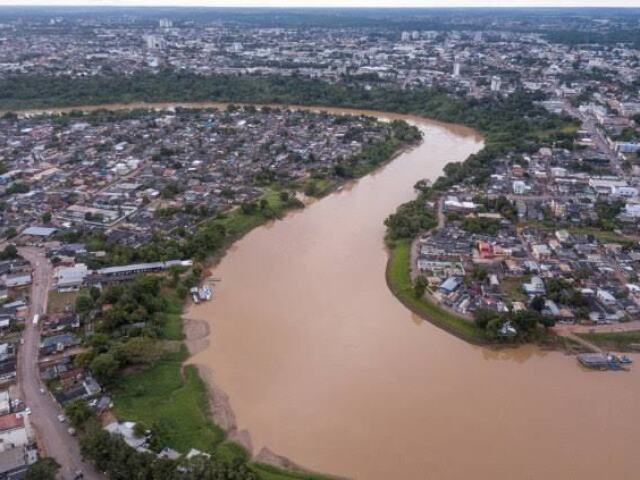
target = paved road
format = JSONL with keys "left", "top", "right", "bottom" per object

{"left": 17, "top": 247, "right": 101, "bottom": 480}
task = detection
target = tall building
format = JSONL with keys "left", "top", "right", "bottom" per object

{"left": 453, "top": 62, "right": 461, "bottom": 78}
{"left": 159, "top": 18, "right": 173, "bottom": 29}
{"left": 491, "top": 75, "right": 502, "bottom": 92}
{"left": 143, "top": 35, "right": 164, "bottom": 50}
{"left": 401, "top": 31, "right": 411, "bottom": 42}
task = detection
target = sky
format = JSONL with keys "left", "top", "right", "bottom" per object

{"left": 0, "top": 0, "right": 639, "bottom": 7}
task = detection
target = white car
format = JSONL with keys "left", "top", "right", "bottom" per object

{"left": 57, "top": 414, "right": 66, "bottom": 423}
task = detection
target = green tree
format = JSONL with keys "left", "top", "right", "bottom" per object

{"left": 65, "top": 399, "right": 94, "bottom": 429}
{"left": 75, "top": 294, "right": 94, "bottom": 314}
{"left": 530, "top": 296, "right": 545, "bottom": 312}
{"left": 0, "top": 244, "right": 18, "bottom": 260}
{"left": 90, "top": 353, "right": 119, "bottom": 386}
{"left": 413, "top": 275, "right": 428, "bottom": 298}
{"left": 25, "top": 458, "right": 60, "bottom": 480}
{"left": 474, "top": 308, "right": 499, "bottom": 330}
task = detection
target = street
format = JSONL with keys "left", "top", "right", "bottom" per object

{"left": 17, "top": 247, "right": 102, "bottom": 480}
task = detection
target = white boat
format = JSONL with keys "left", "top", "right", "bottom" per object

{"left": 198, "top": 286, "right": 213, "bottom": 301}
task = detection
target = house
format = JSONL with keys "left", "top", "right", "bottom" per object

{"left": 2, "top": 273, "right": 31, "bottom": 289}
{"left": 21, "top": 226, "right": 57, "bottom": 239}
{"left": 0, "top": 391, "right": 9, "bottom": 416}
{"left": 439, "top": 277, "right": 462, "bottom": 295}
{"left": 512, "top": 180, "right": 528, "bottom": 195}
{"left": 531, "top": 244, "right": 552, "bottom": 261}
{"left": 39, "top": 333, "right": 80, "bottom": 356}
{"left": 0, "top": 445, "right": 37, "bottom": 480}
{"left": 0, "top": 413, "right": 28, "bottom": 451}
{"left": 523, "top": 276, "right": 545, "bottom": 296}
{"left": 54, "top": 264, "right": 89, "bottom": 292}
{"left": 596, "top": 289, "right": 617, "bottom": 306}
{"left": 105, "top": 422, "right": 148, "bottom": 452}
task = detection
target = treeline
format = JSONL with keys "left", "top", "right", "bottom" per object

{"left": 75, "top": 274, "right": 191, "bottom": 386}
{"left": 474, "top": 308, "right": 555, "bottom": 341}
{"left": 65, "top": 401, "right": 257, "bottom": 480}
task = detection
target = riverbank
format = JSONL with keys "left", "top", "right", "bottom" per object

{"left": 77, "top": 106, "right": 422, "bottom": 480}
{"left": 576, "top": 331, "right": 640, "bottom": 352}
{"left": 385, "top": 239, "right": 489, "bottom": 344}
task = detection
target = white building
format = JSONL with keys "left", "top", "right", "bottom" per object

{"left": 0, "top": 414, "right": 29, "bottom": 452}
{"left": 490, "top": 75, "right": 502, "bottom": 92}
{"left": 453, "top": 62, "right": 461, "bottom": 78}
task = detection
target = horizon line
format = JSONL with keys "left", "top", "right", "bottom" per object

{"left": 1, "top": 2, "right": 640, "bottom": 9}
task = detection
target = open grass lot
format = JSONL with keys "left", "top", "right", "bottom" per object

{"left": 577, "top": 331, "right": 640, "bottom": 352}
{"left": 386, "top": 240, "right": 487, "bottom": 344}
{"left": 47, "top": 289, "right": 80, "bottom": 315}
{"left": 157, "top": 292, "right": 186, "bottom": 341}
{"left": 500, "top": 276, "right": 527, "bottom": 303}
{"left": 111, "top": 351, "right": 233, "bottom": 455}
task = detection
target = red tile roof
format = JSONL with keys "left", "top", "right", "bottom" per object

{"left": 0, "top": 413, "right": 24, "bottom": 432}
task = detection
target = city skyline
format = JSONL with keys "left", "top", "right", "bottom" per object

{"left": 1, "top": 0, "right": 640, "bottom": 8}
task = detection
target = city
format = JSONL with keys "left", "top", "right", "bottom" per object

{"left": 0, "top": 5, "right": 638, "bottom": 480}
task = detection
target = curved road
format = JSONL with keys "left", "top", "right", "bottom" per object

{"left": 17, "top": 247, "right": 101, "bottom": 480}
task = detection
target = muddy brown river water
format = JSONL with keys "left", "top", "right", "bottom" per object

{"left": 186, "top": 110, "right": 640, "bottom": 480}
{"left": 17, "top": 102, "right": 640, "bottom": 479}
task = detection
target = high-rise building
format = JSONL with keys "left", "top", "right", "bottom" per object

{"left": 453, "top": 62, "right": 461, "bottom": 78}
{"left": 491, "top": 75, "right": 502, "bottom": 92}
{"left": 144, "top": 35, "right": 163, "bottom": 50}
{"left": 159, "top": 18, "right": 173, "bottom": 29}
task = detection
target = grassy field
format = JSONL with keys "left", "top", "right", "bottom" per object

{"left": 111, "top": 351, "right": 236, "bottom": 456}
{"left": 157, "top": 292, "right": 186, "bottom": 341}
{"left": 47, "top": 289, "right": 81, "bottom": 315}
{"left": 500, "top": 276, "right": 527, "bottom": 303}
{"left": 577, "top": 331, "right": 640, "bottom": 352}
{"left": 386, "top": 240, "right": 487, "bottom": 344}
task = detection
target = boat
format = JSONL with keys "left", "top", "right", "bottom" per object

{"left": 198, "top": 286, "right": 213, "bottom": 301}
{"left": 192, "top": 293, "right": 200, "bottom": 305}
{"left": 608, "top": 353, "right": 633, "bottom": 366}
{"left": 578, "top": 353, "right": 610, "bottom": 370}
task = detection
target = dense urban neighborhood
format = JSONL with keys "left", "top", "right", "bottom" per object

{"left": 0, "top": 6, "right": 639, "bottom": 480}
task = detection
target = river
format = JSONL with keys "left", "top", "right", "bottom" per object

{"left": 182, "top": 110, "right": 640, "bottom": 480}
{"left": 15, "top": 102, "right": 640, "bottom": 479}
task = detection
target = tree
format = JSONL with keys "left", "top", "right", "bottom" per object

{"left": 65, "top": 399, "right": 94, "bottom": 429}
{"left": 41, "top": 212, "right": 52, "bottom": 223}
{"left": 530, "top": 296, "right": 545, "bottom": 312}
{"left": 474, "top": 308, "right": 499, "bottom": 329}
{"left": 0, "top": 244, "right": 18, "bottom": 260}
{"left": 89, "top": 286, "right": 101, "bottom": 302}
{"left": 413, "top": 275, "right": 428, "bottom": 298}
{"left": 25, "top": 458, "right": 60, "bottom": 480}
{"left": 116, "top": 337, "right": 162, "bottom": 366}
{"left": 538, "top": 315, "right": 556, "bottom": 329}
{"left": 75, "top": 294, "right": 94, "bottom": 314}
{"left": 90, "top": 353, "right": 119, "bottom": 386}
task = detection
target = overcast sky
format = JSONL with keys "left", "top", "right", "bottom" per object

{"left": 1, "top": 0, "right": 639, "bottom": 7}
